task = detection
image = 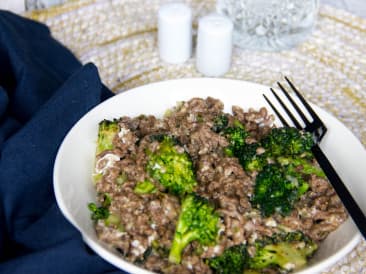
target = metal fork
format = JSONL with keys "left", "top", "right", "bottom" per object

{"left": 263, "top": 76, "right": 366, "bottom": 239}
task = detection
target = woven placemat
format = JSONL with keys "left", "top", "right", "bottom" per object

{"left": 25, "top": 1, "right": 366, "bottom": 273}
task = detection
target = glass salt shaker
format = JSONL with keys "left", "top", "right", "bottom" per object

{"left": 216, "top": 0, "right": 319, "bottom": 51}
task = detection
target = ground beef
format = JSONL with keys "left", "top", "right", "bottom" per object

{"left": 91, "top": 97, "right": 348, "bottom": 274}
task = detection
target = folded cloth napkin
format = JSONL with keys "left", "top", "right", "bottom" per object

{"left": 0, "top": 11, "right": 124, "bottom": 274}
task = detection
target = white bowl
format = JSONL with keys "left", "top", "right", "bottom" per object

{"left": 53, "top": 78, "right": 365, "bottom": 274}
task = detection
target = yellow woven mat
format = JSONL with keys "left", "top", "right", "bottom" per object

{"left": 25, "top": 0, "right": 366, "bottom": 273}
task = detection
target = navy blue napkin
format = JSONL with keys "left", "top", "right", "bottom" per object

{"left": 0, "top": 11, "right": 123, "bottom": 274}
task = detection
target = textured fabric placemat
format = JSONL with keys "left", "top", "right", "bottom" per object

{"left": 25, "top": 0, "right": 366, "bottom": 273}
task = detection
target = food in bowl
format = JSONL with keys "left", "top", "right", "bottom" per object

{"left": 88, "top": 96, "right": 348, "bottom": 273}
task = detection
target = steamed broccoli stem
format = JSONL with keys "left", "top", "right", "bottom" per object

{"left": 169, "top": 230, "right": 199, "bottom": 264}
{"left": 104, "top": 213, "right": 121, "bottom": 226}
{"left": 207, "top": 244, "right": 249, "bottom": 274}
{"left": 147, "top": 136, "right": 197, "bottom": 196}
{"left": 249, "top": 232, "right": 318, "bottom": 271}
{"left": 169, "top": 194, "right": 220, "bottom": 264}
{"left": 115, "top": 172, "right": 127, "bottom": 186}
{"left": 96, "top": 119, "right": 119, "bottom": 154}
{"left": 252, "top": 164, "right": 309, "bottom": 216}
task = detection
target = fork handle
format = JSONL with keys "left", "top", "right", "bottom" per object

{"left": 312, "top": 145, "right": 366, "bottom": 239}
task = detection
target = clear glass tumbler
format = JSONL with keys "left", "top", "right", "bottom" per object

{"left": 216, "top": 0, "right": 319, "bottom": 51}
{"left": 25, "top": 0, "right": 66, "bottom": 11}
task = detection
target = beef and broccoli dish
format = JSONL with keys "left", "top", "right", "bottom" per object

{"left": 89, "top": 97, "right": 347, "bottom": 274}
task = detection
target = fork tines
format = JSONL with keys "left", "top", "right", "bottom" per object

{"left": 263, "top": 77, "right": 327, "bottom": 142}
{"left": 263, "top": 77, "right": 366, "bottom": 239}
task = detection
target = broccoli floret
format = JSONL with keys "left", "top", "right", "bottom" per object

{"left": 88, "top": 193, "right": 111, "bottom": 220}
{"left": 115, "top": 172, "right": 128, "bottom": 186}
{"left": 206, "top": 232, "right": 317, "bottom": 273}
{"left": 248, "top": 231, "right": 318, "bottom": 272}
{"left": 261, "top": 127, "right": 314, "bottom": 158}
{"left": 88, "top": 203, "right": 109, "bottom": 220}
{"left": 169, "top": 194, "right": 220, "bottom": 264}
{"left": 134, "top": 180, "right": 157, "bottom": 194}
{"left": 237, "top": 143, "right": 267, "bottom": 172}
{"left": 224, "top": 120, "right": 249, "bottom": 156}
{"left": 212, "top": 114, "right": 229, "bottom": 133}
{"left": 147, "top": 136, "right": 197, "bottom": 196}
{"left": 220, "top": 125, "right": 319, "bottom": 216}
{"left": 149, "top": 133, "right": 170, "bottom": 143}
{"left": 248, "top": 128, "right": 322, "bottom": 216}
{"left": 221, "top": 121, "right": 267, "bottom": 172}
{"left": 277, "top": 156, "right": 325, "bottom": 178}
{"left": 88, "top": 193, "right": 124, "bottom": 230}
{"left": 96, "top": 119, "right": 119, "bottom": 154}
{"left": 207, "top": 244, "right": 249, "bottom": 274}
{"left": 232, "top": 127, "right": 316, "bottom": 174}
{"left": 251, "top": 164, "right": 309, "bottom": 216}
{"left": 220, "top": 123, "right": 315, "bottom": 173}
